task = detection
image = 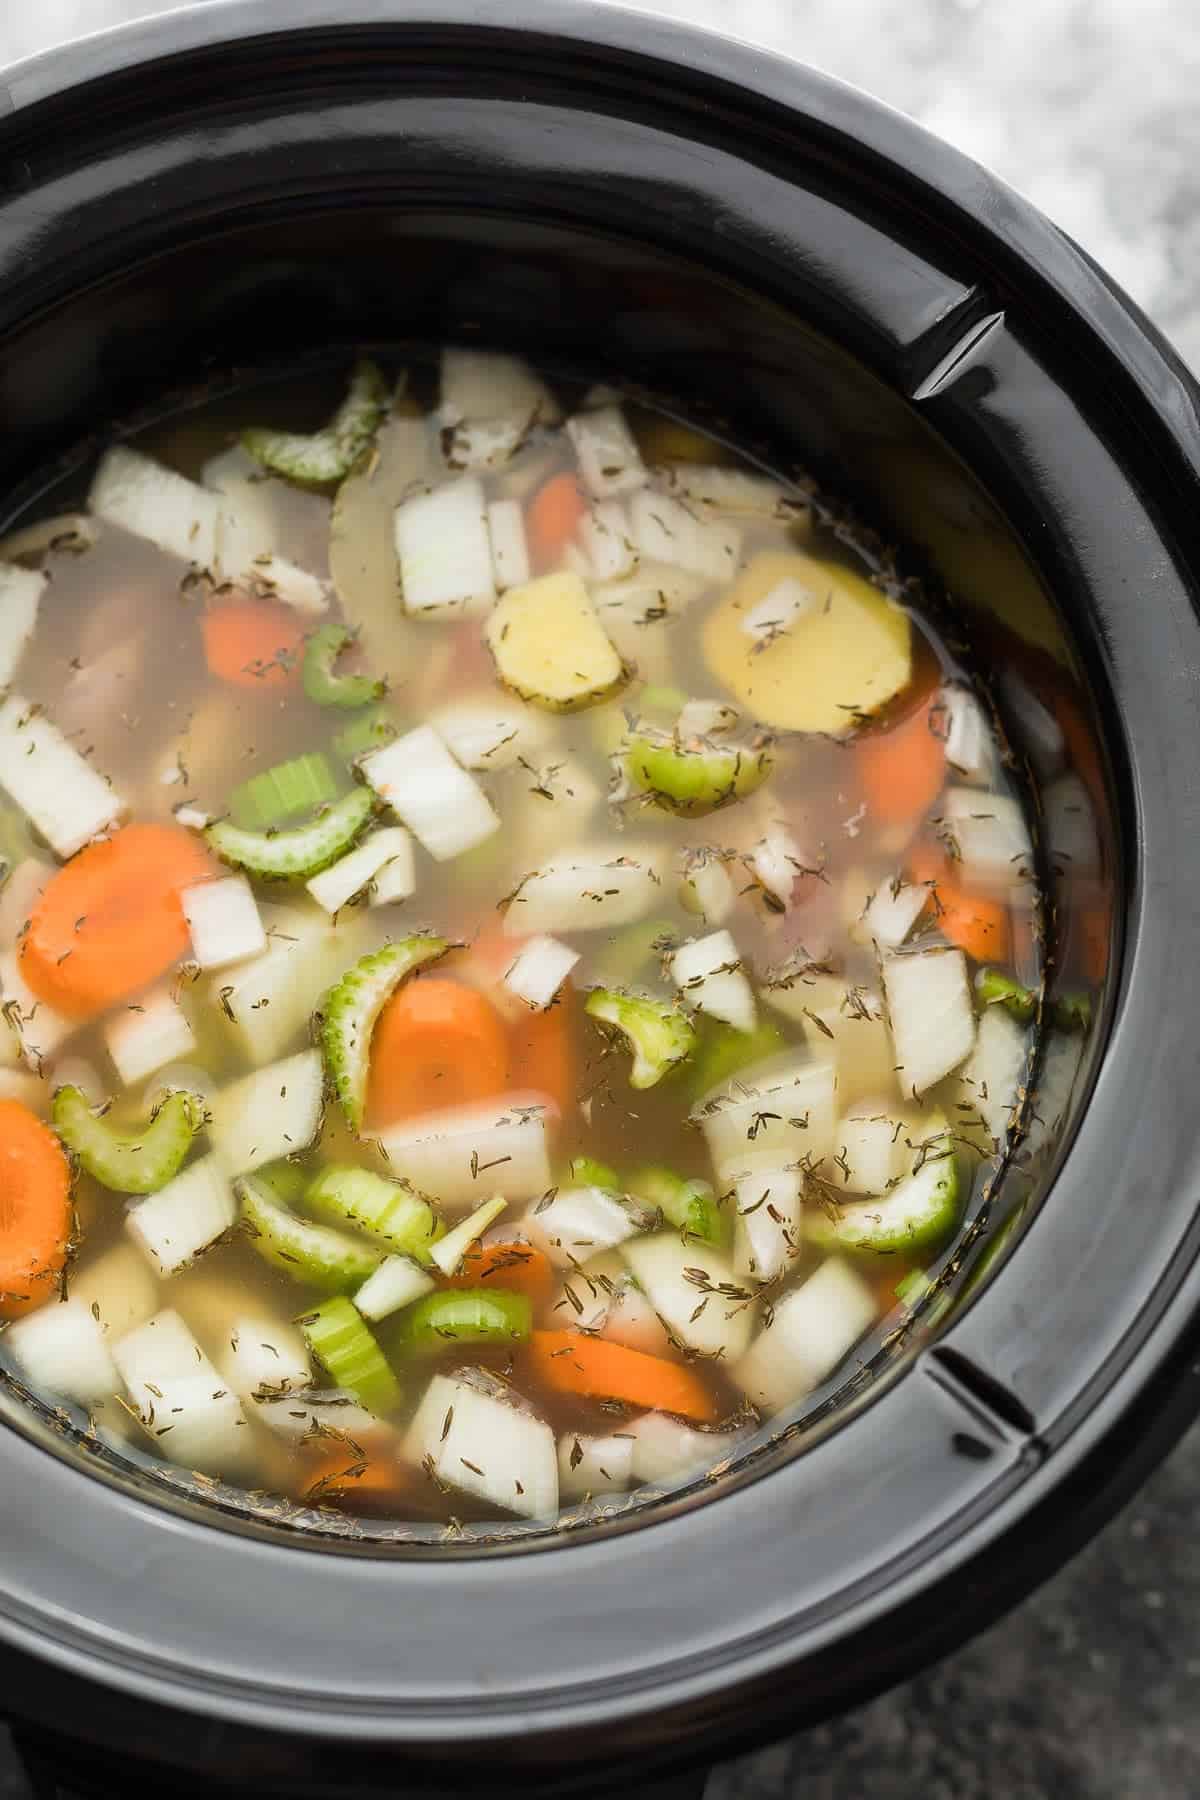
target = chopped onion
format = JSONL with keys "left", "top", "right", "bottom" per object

{"left": 0, "top": 948, "right": 73, "bottom": 1069}
{"left": 938, "top": 684, "right": 993, "bottom": 785}
{"left": 523, "top": 1186, "right": 648, "bottom": 1269}
{"left": 859, "top": 876, "right": 930, "bottom": 949}
{"left": 486, "top": 498, "right": 531, "bottom": 590}
{"left": 361, "top": 725, "right": 499, "bottom": 862}
{"left": 305, "top": 827, "right": 416, "bottom": 915}
{"left": 0, "top": 693, "right": 124, "bottom": 859}
{"left": 749, "top": 820, "right": 809, "bottom": 910}
{"left": 502, "top": 846, "right": 664, "bottom": 937}
{"left": 6, "top": 1297, "right": 120, "bottom": 1406}
{"left": 670, "top": 928, "right": 757, "bottom": 1033}
{"left": 127, "top": 1155, "right": 238, "bottom": 1278}
{"left": 428, "top": 695, "right": 549, "bottom": 771}
{"left": 252, "top": 1387, "right": 382, "bottom": 1445}
{"left": 740, "top": 576, "right": 819, "bottom": 646}
{"left": 958, "top": 1005, "right": 1029, "bottom": 1149}
{"left": 940, "top": 788, "right": 1033, "bottom": 887}
{"left": 502, "top": 935, "right": 580, "bottom": 1010}
{"left": 89, "top": 446, "right": 221, "bottom": 569}
{"left": 566, "top": 405, "right": 648, "bottom": 500}
{"left": 430, "top": 1197, "right": 509, "bottom": 1277}
{"left": 440, "top": 348, "right": 560, "bottom": 429}
{"left": 578, "top": 501, "right": 638, "bottom": 581}
{"left": 404, "top": 1371, "right": 558, "bottom": 1520}
{"left": 353, "top": 1255, "right": 436, "bottom": 1323}
{"left": 628, "top": 489, "right": 741, "bottom": 583}
{"left": 835, "top": 1102, "right": 911, "bottom": 1195}
{"left": 181, "top": 874, "right": 267, "bottom": 972}
{"left": 658, "top": 463, "right": 797, "bottom": 517}
{"left": 678, "top": 849, "right": 736, "bottom": 925}
{"left": 626, "top": 1411, "right": 745, "bottom": 1484}
{"left": 379, "top": 1095, "right": 554, "bottom": 1216}
{"left": 393, "top": 478, "right": 495, "bottom": 619}
{"left": 218, "top": 1316, "right": 311, "bottom": 1401}
{"left": 0, "top": 564, "right": 44, "bottom": 692}
{"left": 207, "top": 1048, "right": 325, "bottom": 1176}
{"left": 622, "top": 1234, "right": 755, "bottom": 1359}
{"left": 697, "top": 1053, "right": 837, "bottom": 1180}
{"left": 999, "top": 670, "right": 1065, "bottom": 778}
{"left": 882, "top": 947, "right": 976, "bottom": 1099}
{"left": 733, "top": 1257, "right": 877, "bottom": 1413}
{"left": 558, "top": 1430, "right": 634, "bottom": 1500}
{"left": 731, "top": 1169, "right": 802, "bottom": 1283}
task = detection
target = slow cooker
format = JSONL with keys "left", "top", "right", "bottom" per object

{"left": 0, "top": 3, "right": 1196, "bottom": 1795}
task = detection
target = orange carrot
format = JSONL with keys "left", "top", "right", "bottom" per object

{"left": 448, "top": 1241, "right": 555, "bottom": 1306}
{"left": 21, "top": 824, "right": 214, "bottom": 1019}
{"left": 0, "top": 1102, "right": 72, "bottom": 1318}
{"left": 300, "top": 1445, "right": 410, "bottom": 1515}
{"left": 366, "top": 976, "right": 511, "bottom": 1130}
{"left": 908, "top": 847, "right": 1011, "bottom": 965}
{"left": 1077, "top": 902, "right": 1112, "bottom": 986}
{"left": 526, "top": 472, "right": 587, "bottom": 571}
{"left": 458, "top": 931, "right": 576, "bottom": 1115}
{"left": 202, "top": 599, "right": 306, "bottom": 689}
{"left": 858, "top": 694, "right": 947, "bottom": 827}
{"left": 528, "top": 1329, "right": 717, "bottom": 1423}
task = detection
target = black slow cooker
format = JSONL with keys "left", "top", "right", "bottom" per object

{"left": 0, "top": 4, "right": 1197, "bottom": 1796}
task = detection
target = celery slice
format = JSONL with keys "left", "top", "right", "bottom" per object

{"left": 627, "top": 1163, "right": 727, "bottom": 1247}
{"left": 623, "top": 721, "right": 773, "bottom": 817}
{"left": 242, "top": 359, "right": 390, "bottom": 486}
{"left": 584, "top": 988, "right": 697, "bottom": 1089}
{"left": 207, "top": 787, "right": 374, "bottom": 879}
{"left": 976, "top": 966, "right": 1037, "bottom": 1025}
{"left": 591, "top": 917, "right": 677, "bottom": 986}
{"left": 393, "top": 1288, "right": 531, "bottom": 1354}
{"left": 52, "top": 1086, "right": 200, "bottom": 1195}
{"left": 686, "top": 1015, "right": 786, "bottom": 1099}
{"left": 305, "top": 1165, "right": 444, "bottom": 1263}
{"left": 297, "top": 1296, "right": 400, "bottom": 1414}
{"left": 302, "top": 623, "right": 386, "bottom": 711}
{"left": 239, "top": 1175, "right": 383, "bottom": 1292}
{"left": 332, "top": 704, "right": 401, "bottom": 764}
{"left": 229, "top": 752, "right": 339, "bottom": 830}
{"left": 567, "top": 1154, "right": 620, "bottom": 1191}
{"left": 321, "top": 936, "right": 450, "bottom": 1130}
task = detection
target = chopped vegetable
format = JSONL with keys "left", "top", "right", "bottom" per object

{"left": 626, "top": 1411, "right": 745, "bottom": 1485}
{"left": 678, "top": 849, "right": 736, "bottom": 925}
{"left": 239, "top": 1175, "right": 383, "bottom": 1292}
{"left": 526, "top": 472, "right": 588, "bottom": 570}
{"left": 89, "top": 445, "right": 221, "bottom": 567}
{"left": 208, "top": 787, "right": 375, "bottom": 882}
{"left": 940, "top": 788, "right": 1033, "bottom": 888}
{"left": 447, "top": 1240, "right": 554, "bottom": 1305}
{"left": 332, "top": 706, "right": 401, "bottom": 765}
{"left": 584, "top": 988, "right": 697, "bottom": 1089}
{"left": 621, "top": 1233, "right": 755, "bottom": 1360}
{"left": 907, "top": 847, "right": 1011, "bottom": 965}
{"left": 365, "top": 975, "right": 509, "bottom": 1130}
{"left": 502, "top": 847, "right": 664, "bottom": 937}
{"left": 305, "top": 826, "right": 415, "bottom": 915}
{"left": 529, "top": 1329, "right": 716, "bottom": 1422}
{"left": 210, "top": 901, "right": 369, "bottom": 1068}
{"left": 21, "top": 823, "right": 211, "bottom": 1020}
{"left": 252, "top": 1386, "right": 381, "bottom": 1445}
{"left": 859, "top": 876, "right": 930, "bottom": 949}
{"left": 394, "top": 477, "right": 496, "bottom": 619}
{"left": 360, "top": 725, "right": 500, "bottom": 861}
{"left": 0, "top": 1100, "right": 72, "bottom": 1317}
{"left": 202, "top": 600, "right": 306, "bottom": 689}
{"left": 488, "top": 498, "right": 533, "bottom": 590}
{"left": 857, "top": 694, "right": 947, "bottom": 827}
{"left": 702, "top": 549, "right": 911, "bottom": 734}
{"left": 69, "top": 1241, "right": 159, "bottom": 1340}
{"left": 565, "top": 406, "right": 648, "bottom": 500}
{"left": 502, "top": 935, "right": 580, "bottom": 1011}
{"left": 218, "top": 1315, "right": 311, "bottom": 1401}
{"left": 0, "top": 692, "right": 125, "bottom": 860}
{"left": 302, "top": 623, "right": 386, "bottom": 711}
{"left": 320, "top": 936, "right": 450, "bottom": 1130}
{"left": 627, "top": 1164, "right": 726, "bottom": 1247}
{"left": 976, "top": 966, "right": 1038, "bottom": 1024}
{"left": 731, "top": 1168, "right": 802, "bottom": 1282}
{"left": 305, "top": 1164, "right": 444, "bottom": 1263}
{"left": 379, "top": 1097, "right": 553, "bottom": 1215}
{"left": 809, "top": 1129, "right": 959, "bottom": 1254}
{"left": 228, "top": 752, "right": 340, "bottom": 830}
{"left": 404, "top": 1371, "right": 558, "bottom": 1520}
{"left": 558, "top": 1430, "right": 634, "bottom": 1500}
{"left": 0, "top": 949, "right": 74, "bottom": 1068}
{"left": 958, "top": 1007, "right": 1029, "bottom": 1148}
{"left": 486, "top": 570, "right": 626, "bottom": 712}
{"left": 0, "top": 564, "right": 44, "bottom": 692}
{"left": 113, "top": 1316, "right": 251, "bottom": 1476}
{"left": 208, "top": 1047, "right": 325, "bottom": 1175}
{"left": 939, "top": 685, "right": 993, "bottom": 784}
{"left": 733, "top": 1258, "right": 877, "bottom": 1413}
{"left": 396, "top": 1287, "right": 530, "bottom": 1352}
{"left": 628, "top": 490, "right": 741, "bottom": 582}
{"left": 669, "top": 929, "right": 757, "bottom": 1033}
{"left": 739, "top": 575, "right": 819, "bottom": 646}
{"left": 835, "top": 1103, "right": 913, "bottom": 1196}
{"left": 686, "top": 1015, "right": 786, "bottom": 1098}
{"left": 428, "top": 696, "right": 549, "bottom": 771}
{"left": 623, "top": 719, "right": 772, "bottom": 816}
{"left": 126, "top": 1154, "right": 237, "bottom": 1276}
{"left": 5, "top": 1296, "right": 120, "bottom": 1406}
{"left": 578, "top": 499, "right": 638, "bottom": 581}
{"left": 697, "top": 1054, "right": 837, "bottom": 1181}
{"left": 242, "top": 359, "right": 389, "bottom": 485}
{"left": 429, "top": 1196, "right": 509, "bottom": 1276}
{"left": 523, "top": 1184, "right": 650, "bottom": 1268}
{"left": 181, "top": 874, "right": 266, "bottom": 972}
{"left": 353, "top": 1255, "right": 436, "bottom": 1323}
{"left": 747, "top": 820, "right": 807, "bottom": 912}
{"left": 53, "top": 1084, "right": 200, "bottom": 1195}
{"left": 658, "top": 462, "right": 798, "bottom": 517}
{"left": 882, "top": 947, "right": 976, "bottom": 1099}
{"left": 298, "top": 1296, "right": 399, "bottom": 1414}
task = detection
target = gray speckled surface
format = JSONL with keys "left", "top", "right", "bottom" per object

{"left": 2, "top": 2, "right": 1199, "bottom": 1795}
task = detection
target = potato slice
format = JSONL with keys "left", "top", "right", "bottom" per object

{"left": 486, "top": 569, "right": 627, "bottom": 711}
{"left": 702, "top": 549, "right": 911, "bottom": 733}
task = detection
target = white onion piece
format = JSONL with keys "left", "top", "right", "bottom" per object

{"left": 0, "top": 564, "right": 44, "bottom": 691}
{"left": 182, "top": 875, "right": 266, "bottom": 971}
{"left": 0, "top": 693, "right": 124, "bottom": 859}
{"left": 733, "top": 1258, "right": 877, "bottom": 1414}
{"left": 731, "top": 1169, "right": 802, "bottom": 1283}
{"left": 361, "top": 725, "right": 499, "bottom": 862}
{"left": 999, "top": 670, "right": 1064, "bottom": 778}
{"left": 486, "top": 498, "right": 531, "bottom": 591}
{"left": 938, "top": 684, "right": 993, "bottom": 785}
{"left": 5, "top": 1298, "right": 120, "bottom": 1406}
{"left": 740, "top": 576, "right": 819, "bottom": 646}
{"left": 670, "top": 929, "right": 757, "bottom": 1033}
{"left": 882, "top": 948, "right": 976, "bottom": 1100}
{"left": 127, "top": 1156, "right": 237, "bottom": 1279}
{"left": 393, "top": 478, "right": 495, "bottom": 619}
{"left": 502, "top": 935, "right": 580, "bottom": 1011}
{"left": 379, "top": 1096, "right": 554, "bottom": 1216}
{"left": 89, "top": 446, "right": 221, "bottom": 568}
{"left": 628, "top": 489, "right": 741, "bottom": 583}
{"left": 941, "top": 788, "right": 1033, "bottom": 888}
{"left": 958, "top": 1006, "right": 1029, "bottom": 1150}
{"left": 698, "top": 1054, "right": 838, "bottom": 1180}
{"left": 207, "top": 1049, "right": 324, "bottom": 1176}
{"left": 405, "top": 1372, "right": 558, "bottom": 1521}
{"left": 626, "top": 1411, "right": 745, "bottom": 1484}
{"left": 503, "top": 848, "right": 664, "bottom": 937}
{"left": 578, "top": 501, "right": 637, "bottom": 580}
{"left": 859, "top": 877, "right": 929, "bottom": 949}
{"left": 558, "top": 1430, "right": 634, "bottom": 1500}
{"left": 305, "top": 828, "right": 415, "bottom": 915}
{"left": 566, "top": 406, "right": 648, "bottom": 500}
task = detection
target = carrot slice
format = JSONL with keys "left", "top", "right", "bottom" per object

{"left": 366, "top": 976, "right": 511, "bottom": 1130}
{"left": 908, "top": 847, "right": 1011, "bottom": 965}
{"left": 202, "top": 599, "right": 306, "bottom": 689}
{"left": 0, "top": 1102, "right": 72, "bottom": 1318}
{"left": 526, "top": 472, "right": 587, "bottom": 571}
{"left": 528, "top": 1328, "right": 717, "bottom": 1423}
{"left": 858, "top": 694, "right": 947, "bottom": 827}
{"left": 21, "top": 823, "right": 214, "bottom": 1019}
{"left": 448, "top": 1241, "right": 555, "bottom": 1306}
{"left": 457, "top": 931, "right": 577, "bottom": 1115}
{"left": 300, "top": 1444, "right": 410, "bottom": 1515}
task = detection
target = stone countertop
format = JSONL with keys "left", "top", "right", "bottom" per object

{"left": 1, "top": 2, "right": 1198, "bottom": 1796}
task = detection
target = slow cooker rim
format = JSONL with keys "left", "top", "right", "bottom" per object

{"left": 0, "top": 0, "right": 1196, "bottom": 1762}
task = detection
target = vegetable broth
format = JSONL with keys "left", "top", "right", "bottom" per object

{"left": 0, "top": 350, "right": 1077, "bottom": 1534}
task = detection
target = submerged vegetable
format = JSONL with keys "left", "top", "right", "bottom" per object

{"left": 584, "top": 988, "right": 697, "bottom": 1089}
{"left": 808, "top": 1132, "right": 960, "bottom": 1255}
{"left": 622, "top": 720, "right": 772, "bottom": 816}
{"left": 52, "top": 1085, "right": 200, "bottom": 1195}
{"left": 321, "top": 936, "right": 450, "bottom": 1130}
{"left": 298, "top": 1296, "right": 399, "bottom": 1414}
{"left": 206, "top": 787, "right": 375, "bottom": 880}
{"left": 239, "top": 1175, "right": 384, "bottom": 1293}
{"left": 242, "top": 359, "right": 390, "bottom": 485}
{"left": 305, "top": 1164, "right": 444, "bottom": 1263}
{"left": 395, "top": 1288, "right": 531, "bottom": 1353}
{"left": 0, "top": 1101, "right": 72, "bottom": 1318}
{"left": 977, "top": 966, "right": 1038, "bottom": 1024}
{"left": 301, "top": 623, "right": 386, "bottom": 711}
{"left": 229, "top": 753, "right": 339, "bottom": 831}
{"left": 627, "top": 1163, "right": 726, "bottom": 1246}
{"left": 486, "top": 570, "right": 627, "bottom": 711}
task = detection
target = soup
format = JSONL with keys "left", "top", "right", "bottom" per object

{"left": 0, "top": 351, "right": 1073, "bottom": 1531}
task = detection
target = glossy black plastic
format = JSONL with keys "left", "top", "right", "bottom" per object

{"left": 0, "top": 3, "right": 1198, "bottom": 1792}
